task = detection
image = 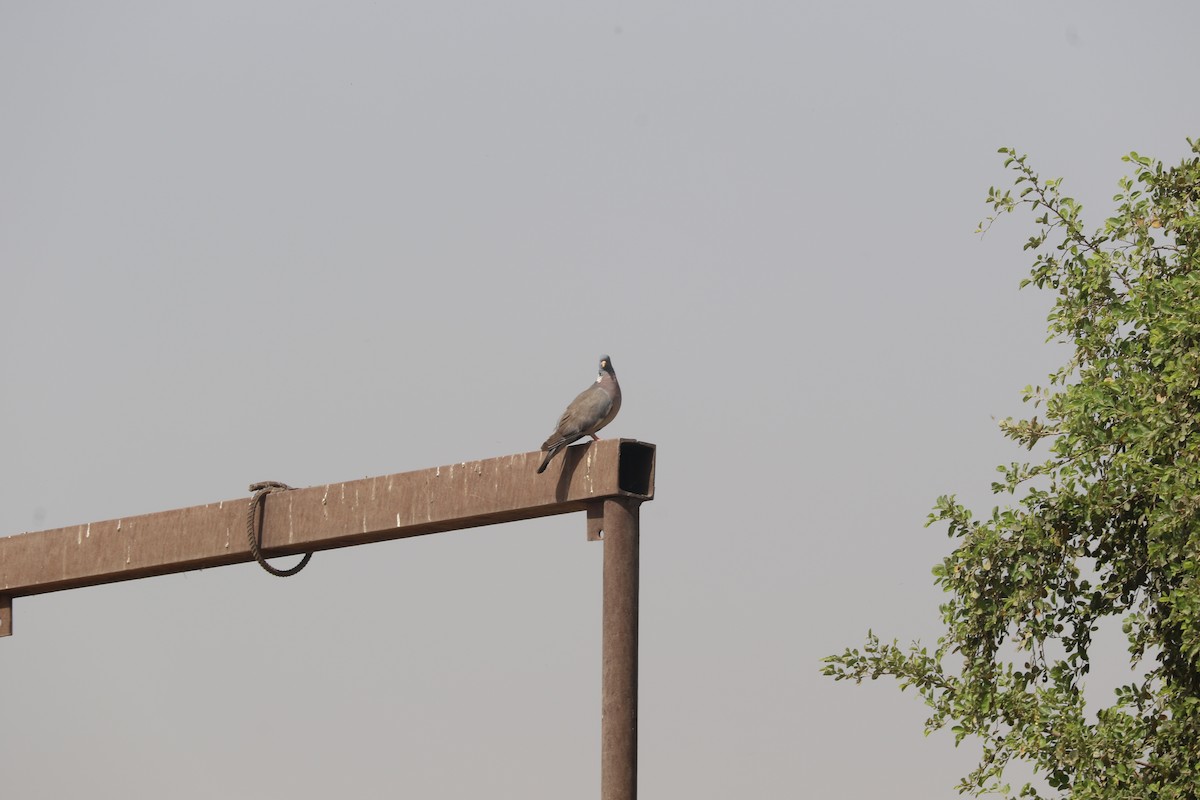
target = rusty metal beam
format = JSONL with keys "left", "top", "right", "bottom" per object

{"left": 599, "top": 497, "right": 640, "bottom": 800}
{"left": 1, "top": 437, "right": 655, "bottom": 800}
{"left": 0, "top": 439, "right": 655, "bottom": 608}
{"left": 2, "top": 441, "right": 657, "bottom": 796}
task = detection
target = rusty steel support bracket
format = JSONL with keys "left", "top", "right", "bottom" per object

{"left": 587, "top": 504, "right": 604, "bottom": 541}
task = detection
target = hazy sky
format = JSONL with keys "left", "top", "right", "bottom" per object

{"left": 3, "top": 3, "right": 1199, "bottom": 798}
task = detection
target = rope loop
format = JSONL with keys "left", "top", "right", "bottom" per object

{"left": 246, "top": 481, "right": 313, "bottom": 577}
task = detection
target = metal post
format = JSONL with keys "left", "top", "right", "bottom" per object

{"left": 600, "top": 497, "right": 640, "bottom": 800}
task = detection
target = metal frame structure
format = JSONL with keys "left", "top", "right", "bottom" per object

{"left": 0, "top": 437, "right": 655, "bottom": 800}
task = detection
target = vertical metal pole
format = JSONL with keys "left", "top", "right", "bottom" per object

{"left": 600, "top": 497, "right": 640, "bottom": 800}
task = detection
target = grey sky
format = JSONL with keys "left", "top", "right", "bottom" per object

{"left": 2, "top": 2, "right": 1198, "bottom": 797}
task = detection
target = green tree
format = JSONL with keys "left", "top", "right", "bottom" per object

{"left": 824, "top": 139, "right": 1200, "bottom": 799}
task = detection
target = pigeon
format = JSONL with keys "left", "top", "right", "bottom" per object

{"left": 537, "top": 355, "right": 622, "bottom": 474}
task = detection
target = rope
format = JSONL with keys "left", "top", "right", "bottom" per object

{"left": 246, "top": 481, "right": 313, "bottom": 577}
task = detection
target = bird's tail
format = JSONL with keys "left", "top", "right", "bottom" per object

{"left": 536, "top": 447, "right": 559, "bottom": 474}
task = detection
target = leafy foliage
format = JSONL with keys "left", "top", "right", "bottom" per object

{"left": 824, "top": 140, "right": 1200, "bottom": 799}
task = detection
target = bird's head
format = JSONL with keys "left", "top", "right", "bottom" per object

{"left": 598, "top": 354, "right": 615, "bottom": 379}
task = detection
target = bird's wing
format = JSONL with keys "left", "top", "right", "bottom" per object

{"left": 542, "top": 385, "right": 614, "bottom": 450}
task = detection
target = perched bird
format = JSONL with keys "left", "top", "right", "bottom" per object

{"left": 537, "top": 354, "right": 622, "bottom": 474}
